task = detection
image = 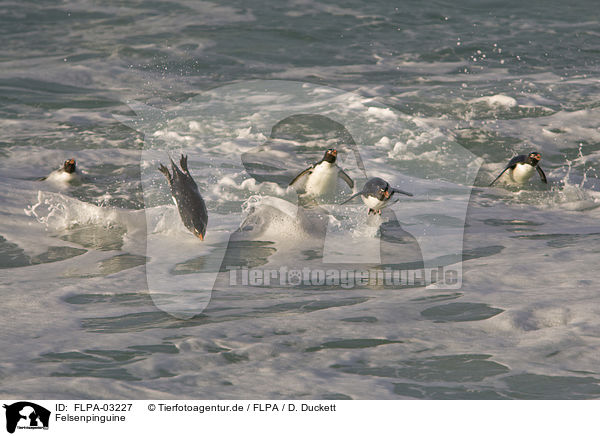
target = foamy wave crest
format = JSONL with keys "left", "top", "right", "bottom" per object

{"left": 26, "top": 191, "right": 118, "bottom": 229}
{"left": 238, "top": 195, "right": 317, "bottom": 241}
{"left": 470, "top": 94, "right": 518, "bottom": 108}
{"left": 214, "top": 175, "right": 290, "bottom": 200}
{"left": 25, "top": 190, "right": 146, "bottom": 239}
{"left": 547, "top": 183, "right": 600, "bottom": 211}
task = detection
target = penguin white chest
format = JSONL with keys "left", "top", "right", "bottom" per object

{"left": 361, "top": 195, "right": 387, "bottom": 211}
{"left": 304, "top": 162, "right": 338, "bottom": 197}
{"left": 46, "top": 170, "right": 79, "bottom": 184}
{"left": 510, "top": 163, "right": 535, "bottom": 183}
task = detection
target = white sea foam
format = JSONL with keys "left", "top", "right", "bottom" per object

{"left": 471, "top": 94, "right": 518, "bottom": 108}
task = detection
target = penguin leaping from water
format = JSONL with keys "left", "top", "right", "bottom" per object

{"left": 342, "top": 177, "right": 413, "bottom": 215}
{"left": 159, "top": 154, "right": 208, "bottom": 240}
{"left": 289, "top": 148, "right": 354, "bottom": 199}
{"left": 489, "top": 151, "right": 547, "bottom": 186}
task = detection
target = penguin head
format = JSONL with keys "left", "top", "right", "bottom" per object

{"left": 374, "top": 180, "right": 391, "bottom": 201}
{"left": 526, "top": 152, "right": 541, "bottom": 166}
{"left": 192, "top": 227, "right": 206, "bottom": 241}
{"left": 362, "top": 177, "right": 391, "bottom": 201}
{"left": 63, "top": 159, "right": 76, "bottom": 174}
{"left": 379, "top": 187, "right": 391, "bottom": 201}
{"left": 322, "top": 148, "right": 337, "bottom": 164}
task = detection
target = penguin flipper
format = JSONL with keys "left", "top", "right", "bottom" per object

{"left": 158, "top": 163, "right": 172, "bottom": 183}
{"left": 391, "top": 187, "right": 413, "bottom": 197}
{"left": 490, "top": 154, "right": 527, "bottom": 186}
{"left": 338, "top": 169, "right": 354, "bottom": 189}
{"left": 341, "top": 191, "right": 363, "bottom": 205}
{"left": 489, "top": 165, "right": 514, "bottom": 186}
{"left": 289, "top": 166, "right": 313, "bottom": 186}
{"left": 536, "top": 165, "right": 547, "bottom": 183}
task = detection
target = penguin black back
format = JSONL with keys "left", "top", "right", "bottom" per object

{"left": 159, "top": 154, "right": 208, "bottom": 240}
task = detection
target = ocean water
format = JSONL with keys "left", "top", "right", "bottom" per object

{"left": 1, "top": 0, "right": 600, "bottom": 400}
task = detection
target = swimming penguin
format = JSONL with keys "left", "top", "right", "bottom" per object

{"left": 489, "top": 151, "right": 547, "bottom": 186}
{"left": 159, "top": 154, "right": 208, "bottom": 240}
{"left": 289, "top": 148, "right": 354, "bottom": 198}
{"left": 39, "top": 158, "right": 81, "bottom": 184}
{"left": 342, "top": 177, "right": 413, "bottom": 215}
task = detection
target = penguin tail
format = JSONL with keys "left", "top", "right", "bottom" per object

{"left": 169, "top": 156, "right": 187, "bottom": 180}
{"left": 180, "top": 154, "right": 190, "bottom": 175}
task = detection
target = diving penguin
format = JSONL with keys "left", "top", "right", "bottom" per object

{"left": 342, "top": 177, "right": 413, "bottom": 215}
{"left": 289, "top": 148, "right": 354, "bottom": 199}
{"left": 489, "top": 151, "right": 547, "bottom": 186}
{"left": 159, "top": 154, "right": 208, "bottom": 240}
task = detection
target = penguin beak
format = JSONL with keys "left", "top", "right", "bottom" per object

{"left": 384, "top": 190, "right": 390, "bottom": 199}
{"left": 331, "top": 149, "right": 337, "bottom": 156}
